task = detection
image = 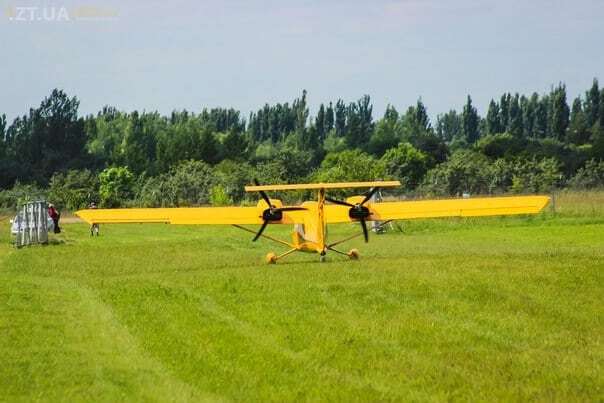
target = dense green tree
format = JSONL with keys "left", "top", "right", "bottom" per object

{"left": 401, "top": 99, "right": 432, "bottom": 142}
{"left": 334, "top": 99, "right": 346, "bottom": 137}
{"left": 0, "top": 114, "right": 6, "bottom": 146}
{"left": 507, "top": 94, "right": 523, "bottom": 137}
{"left": 584, "top": 79, "right": 600, "bottom": 127}
{"left": 383, "top": 105, "right": 399, "bottom": 123}
{"left": 476, "top": 133, "right": 524, "bottom": 159}
{"left": 5, "top": 89, "right": 87, "bottom": 185}
{"left": 499, "top": 93, "right": 511, "bottom": 131}
{"left": 221, "top": 130, "right": 249, "bottom": 161}
{"left": 324, "top": 102, "right": 334, "bottom": 133}
{"left": 533, "top": 95, "right": 549, "bottom": 138}
{"left": 87, "top": 109, "right": 131, "bottom": 168}
{"left": 155, "top": 116, "right": 219, "bottom": 169}
{"left": 521, "top": 94, "right": 538, "bottom": 138}
{"left": 315, "top": 104, "right": 326, "bottom": 141}
{"left": 486, "top": 100, "right": 502, "bottom": 134}
{"left": 3, "top": 83, "right": 604, "bottom": 205}
{"left": 323, "top": 129, "right": 347, "bottom": 153}
{"left": 548, "top": 84, "right": 570, "bottom": 141}
{"left": 436, "top": 110, "right": 462, "bottom": 142}
{"left": 462, "top": 95, "right": 480, "bottom": 143}
{"left": 567, "top": 97, "right": 590, "bottom": 145}
{"left": 600, "top": 88, "right": 604, "bottom": 127}
{"left": 0, "top": 114, "right": 11, "bottom": 188}
{"left": 368, "top": 106, "right": 402, "bottom": 156}
{"left": 345, "top": 95, "right": 374, "bottom": 149}
{"left": 199, "top": 107, "right": 245, "bottom": 133}
{"left": 293, "top": 90, "right": 309, "bottom": 134}
{"left": 591, "top": 122, "right": 604, "bottom": 160}
{"left": 122, "top": 111, "right": 163, "bottom": 175}
{"left": 380, "top": 142, "right": 428, "bottom": 189}
{"left": 412, "top": 134, "right": 449, "bottom": 167}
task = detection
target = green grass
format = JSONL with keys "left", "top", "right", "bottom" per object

{"left": 1, "top": 192, "right": 603, "bottom": 402}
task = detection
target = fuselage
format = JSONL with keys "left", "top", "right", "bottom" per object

{"left": 291, "top": 188, "right": 327, "bottom": 255}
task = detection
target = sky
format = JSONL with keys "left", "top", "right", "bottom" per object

{"left": 1, "top": 0, "right": 603, "bottom": 123}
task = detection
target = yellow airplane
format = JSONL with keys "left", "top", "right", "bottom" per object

{"left": 76, "top": 181, "right": 550, "bottom": 263}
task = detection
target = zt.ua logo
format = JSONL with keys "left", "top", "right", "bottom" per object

{"left": 6, "top": 6, "right": 70, "bottom": 22}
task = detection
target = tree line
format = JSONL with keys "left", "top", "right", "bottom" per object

{"left": 1, "top": 80, "right": 603, "bottom": 210}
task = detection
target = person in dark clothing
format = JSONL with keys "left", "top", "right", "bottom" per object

{"left": 48, "top": 203, "right": 61, "bottom": 234}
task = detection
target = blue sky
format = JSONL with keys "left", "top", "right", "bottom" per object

{"left": 1, "top": 0, "right": 602, "bottom": 122}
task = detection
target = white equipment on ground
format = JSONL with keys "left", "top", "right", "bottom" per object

{"left": 10, "top": 201, "right": 51, "bottom": 247}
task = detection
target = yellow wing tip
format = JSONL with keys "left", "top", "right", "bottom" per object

{"left": 75, "top": 209, "right": 92, "bottom": 224}
{"left": 537, "top": 195, "right": 551, "bottom": 211}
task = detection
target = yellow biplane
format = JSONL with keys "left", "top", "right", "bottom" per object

{"left": 76, "top": 181, "right": 550, "bottom": 263}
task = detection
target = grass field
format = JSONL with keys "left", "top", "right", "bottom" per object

{"left": 1, "top": 191, "right": 603, "bottom": 402}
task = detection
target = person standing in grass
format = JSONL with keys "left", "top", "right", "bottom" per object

{"left": 89, "top": 202, "right": 100, "bottom": 236}
{"left": 48, "top": 203, "right": 61, "bottom": 234}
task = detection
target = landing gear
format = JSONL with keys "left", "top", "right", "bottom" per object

{"left": 266, "top": 252, "right": 277, "bottom": 264}
{"left": 265, "top": 248, "right": 297, "bottom": 264}
{"left": 320, "top": 254, "right": 326, "bottom": 263}
{"left": 347, "top": 249, "right": 359, "bottom": 260}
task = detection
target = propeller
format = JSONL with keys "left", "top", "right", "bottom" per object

{"left": 252, "top": 179, "right": 307, "bottom": 241}
{"left": 325, "top": 187, "right": 378, "bottom": 243}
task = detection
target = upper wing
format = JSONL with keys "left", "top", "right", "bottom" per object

{"left": 76, "top": 206, "right": 307, "bottom": 225}
{"left": 324, "top": 195, "right": 550, "bottom": 223}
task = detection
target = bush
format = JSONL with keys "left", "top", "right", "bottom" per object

{"left": 0, "top": 182, "right": 47, "bottom": 210}
{"left": 315, "top": 150, "right": 386, "bottom": 183}
{"left": 380, "top": 142, "right": 428, "bottom": 190}
{"left": 476, "top": 133, "right": 524, "bottom": 159}
{"left": 568, "top": 159, "right": 604, "bottom": 189}
{"left": 419, "top": 150, "right": 491, "bottom": 196}
{"left": 510, "top": 157, "right": 562, "bottom": 193}
{"left": 99, "top": 166, "right": 135, "bottom": 207}
{"left": 48, "top": 169, "right": 99, "bottom": 210}
{"left": 210, "top": 184, "right": 233, "bottom": 206}
{"left": 168, "top": 160, "right": 214, "bottom": 206}
{"left": 214, "top": 160, "right": 253, "bottom": 203}
{"left": 136, "top": 160, "right": 215, "bottom": 207}
{"left": 419, "top": 150, "right": 563, "bottom": 196}
{"left": 136, "top": 174, "right": 175, "bottom": 207}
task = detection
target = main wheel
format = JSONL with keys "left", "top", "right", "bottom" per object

{"left": 347, "top": 249, "right": 359, "bottom": 260}
{"left": 319, "top": 255, "right": 326, "bottom": 263}
{"left": 265, "top": 252, "right": 277, "bottom": 264}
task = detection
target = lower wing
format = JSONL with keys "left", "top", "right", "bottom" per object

{"left": 76, "top": 207, "right": 266, "bottom": 225}
{"left": 324, "top": 195, "right": 550, "bottom": 223}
